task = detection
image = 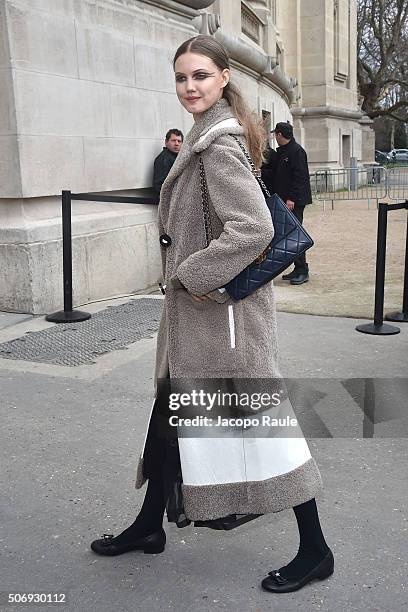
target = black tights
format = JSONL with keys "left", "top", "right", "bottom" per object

{"left": 278, "top": 498, "right": 331, "bottom": 579}
{"left": 112, "top": 483, "right": 329, "bottom": 581}
{"left": 109, "top": 475, "right": 166, "bottom": 546}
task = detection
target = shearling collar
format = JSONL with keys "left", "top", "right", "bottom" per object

{"left": 187, "top": 96, "right": 240, "bottom": 147}
{"left": 159, "top": 97, "right": 245, "bottom": 214}
{"left": 193, "top": 117, "right": 242, "bottom": 152}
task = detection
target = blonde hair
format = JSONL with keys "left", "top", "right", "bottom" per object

{"left": 173, "top": 35, "right": 268, "bottom": 169}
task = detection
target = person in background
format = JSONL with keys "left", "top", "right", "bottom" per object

{"left": 272, "top": 122, "right": 313, "bottom": 285}
{"left": 153, "top": 129, "right": 184, "bottom": 196}
{"left": 260, "top": 141, "right": 278, "bottom": 195}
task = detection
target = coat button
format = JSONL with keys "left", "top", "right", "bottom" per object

{"left": 159, "top": 233, "right": 171, "bottom": 247}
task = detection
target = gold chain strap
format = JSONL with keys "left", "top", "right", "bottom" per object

{"left": 199, "top": 136, "right": 272, "bottom": 264}
{"left": 232, "top": 136, "right": 272, "bottom": 263}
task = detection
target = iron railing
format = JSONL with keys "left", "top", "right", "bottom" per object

{"left": 310, "top": 165, "right": 408, "bottom": 208}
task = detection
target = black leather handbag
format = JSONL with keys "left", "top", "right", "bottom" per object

{"left": 199, "top": 134, "right": 314, "bottom": 301}
{"left": 194, "top": 514, "right": 262, "bottom": 530}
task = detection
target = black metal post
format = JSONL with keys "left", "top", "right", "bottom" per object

{"left": 63, "top": 189, "right": 73, "bottom": 312}
{"left": 385, "top": 202, "right": 408, "bottom": 322}
{"left": 356, "top": 203, "right": 400, "bottom": 335}
{"left": 46, "top": 191, "right": 91, "bottom": 323}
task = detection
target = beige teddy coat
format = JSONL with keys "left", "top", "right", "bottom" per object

{"left": 135, "top": 97, "right": 323, "bottom": 520}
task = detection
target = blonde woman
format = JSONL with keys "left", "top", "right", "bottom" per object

{"left": 91, "top": 35, "right": 334, "bottom": 594}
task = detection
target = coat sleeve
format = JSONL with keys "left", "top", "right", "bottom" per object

{"left": 287, "top": 148, "right": 310, "bottom": 203}
{"left": 174, "top": 136, "right": 274, "bottom": 296}
{"left": 153, "top": 152, "right": 169, "bottom": 195}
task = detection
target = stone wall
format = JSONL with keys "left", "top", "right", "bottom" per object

{"left": 0, "top": 0, "right": 294, "bottom": 313}
{"left": 0, "top": 0, "right": 373, "bottom": 313}
{"left": 0, "top": 0, "right": 198, "bottom": 198}
{"left": 0, "top": 0, "right": 199, "bottom": 313}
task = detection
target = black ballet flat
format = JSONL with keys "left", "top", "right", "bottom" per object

{"left": 90, "top": 528, "right": 166, "bottom": 556}
{"left": 261, "top": 549, "right": 334, "bottom": 593}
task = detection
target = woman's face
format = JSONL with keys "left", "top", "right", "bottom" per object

{"left": 174, "top": 52, "right": 230, "bottom": 120}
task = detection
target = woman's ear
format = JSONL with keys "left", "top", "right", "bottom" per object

{"left": 222, "top": 69, "right": 230, "bottom": 87}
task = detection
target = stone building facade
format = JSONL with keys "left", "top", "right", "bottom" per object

{"left": 0, "top": 0, "right": 374, "bottom": 313}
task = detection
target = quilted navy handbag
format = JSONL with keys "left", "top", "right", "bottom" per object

{"left": 199, "top": 134, "right": 314, "bottom": 300}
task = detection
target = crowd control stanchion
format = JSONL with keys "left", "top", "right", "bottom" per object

{"left": 356, "top": 202, "right": 400, "bottom": 335}
{"left": 46, "top": 189, "right": 158, "bottom": 324}
{"left": 46, "top": 190, "right": 91, "bottom": 323}
{"left": 385, "top": 200, "right": 408, "bottom": 322}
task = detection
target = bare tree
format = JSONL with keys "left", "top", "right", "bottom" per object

{"left": 357, "top": 0, "right": 408, "bottom": 122}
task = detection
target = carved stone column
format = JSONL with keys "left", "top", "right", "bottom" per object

{"left": 176, "top": 0, "right": 216, "bottom": 9}
{"left": 142, "top": 0, "right": 215, "bottom": 18}
{"left": 246, "top": 0, "right": 270, "bottom": 21}
{"left": 248, "top": 0, "right": 268, "bottom": 7}
{"left": 192, "top": 12, "right": 221, "bottom": 35}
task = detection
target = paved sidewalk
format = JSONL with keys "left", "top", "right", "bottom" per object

{"left": 0, "top": 296, "right": 407, "bottom": 612}
{"left": 0, "top": 312, "right": 33, "bottom": 330}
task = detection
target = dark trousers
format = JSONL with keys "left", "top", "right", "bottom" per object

{"left": 292, "top": 205, "right": 309, "bottom": 274}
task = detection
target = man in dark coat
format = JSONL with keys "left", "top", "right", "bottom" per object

{"left": 260, "top": 143, "right": 277, "bottom": 195}
{"left": 270, "top": 122, "right": 313, "bottom": 285}
{"left": 153, "top": 129, "right": 183, "bottom": 197}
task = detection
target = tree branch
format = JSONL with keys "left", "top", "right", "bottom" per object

{"left": 371, "top": 99, "right": 408, "bottom": 116}
{"left": 358, "top": 57, "right": 376, "bottom": 81}
{"left": 358, "top": 0, "right": 408, "bottom": 119}
{"left": 387, "top": 112, "right": 408, "bottom": 122}
{"left": 380, "top": 78, "right": 408, "bottom": 88}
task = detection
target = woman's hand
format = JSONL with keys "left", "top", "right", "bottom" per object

{"left": 189, "top": 292, "right": 212, "bottom": 302}
{"left": 169, "top": 276, "right": 226, "bottom": 303}
{"left": 170, "top": 276, "right": 212, "bottom": 301}
{"left": 189, "top": 288, "right": 230, "bottom": 304}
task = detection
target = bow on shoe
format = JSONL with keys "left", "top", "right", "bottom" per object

{"left": 101, "top": 534, "right": 114, "bottom": 544}
{"left": 267, "top": 570, "right": 288, "bottom": 585}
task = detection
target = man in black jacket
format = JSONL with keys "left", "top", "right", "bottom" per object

{"left": 153, "top": 129, "right": 183, "bottom": 197}
{"left": 270, "top": 122, "right": 313, "bottom": 285}
{"left": 260, "top": 143, "right": 277, "bottom": 195}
